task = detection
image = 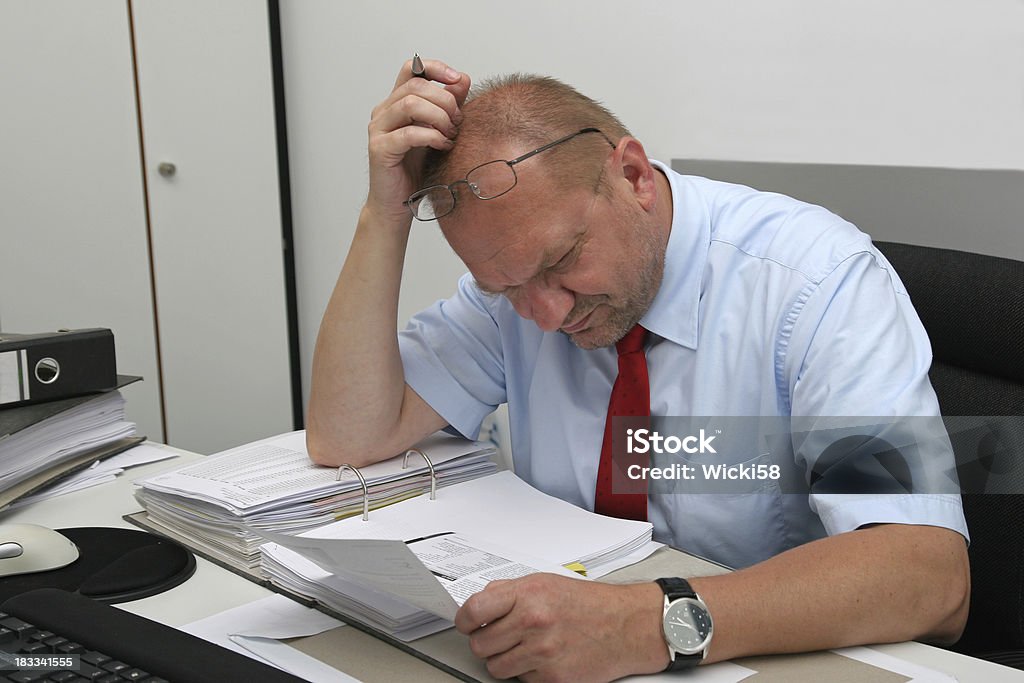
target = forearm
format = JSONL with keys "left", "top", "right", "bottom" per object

{"left": 690, "top": 524, "right": 970, "bottom": 663}
{"left": 455, "top": 526, "right": 967, "bottom": 681}
{"left": 307, "top": 58, "right": 468, "bottom": 469}
{"left": 307, "top": 206, "right": 434, "bottom": 466}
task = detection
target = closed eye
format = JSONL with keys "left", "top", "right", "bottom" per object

{"left": 550, "top": 241, "right": 582, "bottom": 274}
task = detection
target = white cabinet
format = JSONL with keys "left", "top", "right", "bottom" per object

{"left": 0, "top": 0, "right": 297, "bottom": 454}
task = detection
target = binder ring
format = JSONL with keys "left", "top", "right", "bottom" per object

{"left": 337, "top": 464, "right": 370, "bottom": 521}
{"left": 402, "top": 448, "right": 437, "bottom": 501}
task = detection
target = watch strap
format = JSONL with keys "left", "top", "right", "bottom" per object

{"left": 656, "top": 577, "right": 696, "bottom": 602}
{"left": 656, "top": 577, "right": 704, "bottom": 671}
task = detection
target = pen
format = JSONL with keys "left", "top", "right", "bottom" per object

{"left": 429, "top": 569, "right": 458, "bottom": 582}
{"left": 411, "top": 53, "right": 426, "bottom": 79}
{"left": 405, "top": 530, "right": 456, "bottom": 545}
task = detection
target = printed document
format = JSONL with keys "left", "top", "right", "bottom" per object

{"left": 259, "top": 529, "right": 582, "bottom": 622}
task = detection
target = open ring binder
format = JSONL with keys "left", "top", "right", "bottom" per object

{"left": 336, "top": 464, "right": 370, "bottom": 521}
{"left": 336, "top": 448, "right": 437, "bottom": 522}
{"left": 402, "top": 448, "right": 437, "bottom": 501}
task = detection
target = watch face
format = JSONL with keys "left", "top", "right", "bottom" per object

{"left": 664, "top": 598, "right": 712, "bottom": 655}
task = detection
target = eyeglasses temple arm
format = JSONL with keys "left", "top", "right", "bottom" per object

{"left": 507, "top": 128, "right": 612, "bottom": 168}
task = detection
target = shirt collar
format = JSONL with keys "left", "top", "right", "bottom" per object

{"left": 638, "top": 160, "right": 708, "bottom": 350}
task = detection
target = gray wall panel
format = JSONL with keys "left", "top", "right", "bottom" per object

{"left": 671, "top": 160, "right": 1023, "bottom": 261}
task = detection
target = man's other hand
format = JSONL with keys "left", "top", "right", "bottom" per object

{"left": 455, "top": 574, "right": 669, "bottom": 683}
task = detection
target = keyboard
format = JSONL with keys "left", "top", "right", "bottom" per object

{"left": 0, "top": 588, "right": 307, "bottom": 682}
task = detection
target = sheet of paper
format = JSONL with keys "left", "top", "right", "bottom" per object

{"left": 278, "top": 470, "right": 655, "bottom": 576}
{"left": 621, "top": 662, "right": 756, "bottom": 682}
{"left": 182, "top": 593, "right": 343, "bottom": 640}
{"left": 6, "top": 442, "right": 177, "bottom": 509}
{"left": 407, "top": 533, "right": 584, "bottom": 605}
{"left": 139, "top": 430, "right": 492, "bottom": 511}
{"left": 833, "top": 646, "right": 956, "bottom": 682}
{"left": 259, "top": 529, "right": 460, "bottom": 621}
{"left": 182, "top": 594, "right": 354, "bottom": 683}
{"left": 229, "top": 636, "right": 361, "bottom": 683}
{"left": 108, "top": 441, "right": 178, "bottom": 465}
{"left": 259, "top": 526, "right": 587, "bottom": 624}
{"left": 590, "top": 540, "right": 665, "bottom": 577}
{"left": 260, "top": 545, "right": 456, "bottom": 641}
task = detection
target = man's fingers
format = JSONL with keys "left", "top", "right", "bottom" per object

{"left": 458, "top": 585, "right": 535, "bottom": 680}
{"left": 466, "top": 618, "right": 524, "bottom": 662}
{"left": 394, "top": 57, "right": 462, "bottom": 89}
{"left": 368, "top": 126, "right": 452, "bottom": 168}
{"left": 483, "top": 646, "right": 538, "bottom": 681}
{"left": 390, "top": 57, "right": 469, "bottom": 122}
{"left": 444, "top": 71, "right": 472, "bottom": 109}
{"left": 455, "top": 579, "right": 516, "bottom": 634}
{"left": 371, "top": 92, "right": 459, "bottom": 142}
{"left": 375, "top": 76, "right": 462, "bottom": 119}
{"left": 363, "top": 59, "right": 467, "bottom": 217}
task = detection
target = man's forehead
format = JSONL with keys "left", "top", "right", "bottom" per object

{"left": 442, "top": 151, "right": 558, "bottom": 232}
{"left": 445, "top": 138, "right": 522, "bottom": 179}
{"left": 442, "top": 181, "right": 590, "bottom": 284}
{"left": 442, "top": 200, "right": 552, "bottom": 271}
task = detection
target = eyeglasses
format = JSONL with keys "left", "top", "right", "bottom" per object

{"left": 405, "top": 127, "right": 615, "bottom": 221}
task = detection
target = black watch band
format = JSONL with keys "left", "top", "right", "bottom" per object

{"left": 656, "top": 577, "right": 704, "bottom": 671}
{"left": 656, "top": 577, "right": 697, "bottom": 601}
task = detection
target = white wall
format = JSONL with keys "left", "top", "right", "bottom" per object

{"left": 130, "top": 0, "right": 295, "bottom": 453}
{"left": 1, "top": 1, "right": 297, "bottom": 454}
{"left": 3, "top": 1, "right": 1018, "bottom": 448}
{"left": 0, "top": 0, "right": 163, "bottom": 441}
{"left": 280, "top": 0, "right": 1024, "bottom": 413}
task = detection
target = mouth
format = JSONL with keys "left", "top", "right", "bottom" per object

{"left": 560, "top": 309, "right": 596, "bottom": 334}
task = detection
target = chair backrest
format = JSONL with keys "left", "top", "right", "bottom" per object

{"left": 874, "top": 241, "right": 1024, "bottom": 657}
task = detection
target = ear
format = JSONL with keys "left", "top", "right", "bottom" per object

{"left": 612, "top": 136, "right": 658, "bottom": 212}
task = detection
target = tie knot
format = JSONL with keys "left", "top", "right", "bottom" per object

{"left": 615, "top": 324, "right": 647, "bottom": 355}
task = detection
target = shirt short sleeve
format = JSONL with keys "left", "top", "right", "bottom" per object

{"left": 783, "top": 248, "right": 969, "bottom": 541}
{"left": 398, "top": 273, "right": 507, "bottom": 440}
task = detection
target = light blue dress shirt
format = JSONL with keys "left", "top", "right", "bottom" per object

{"left": 398, "top": 161, "right": 968, "bottom": 569}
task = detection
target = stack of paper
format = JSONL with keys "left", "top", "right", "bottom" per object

{"left": 0, "top": 389, "right": 138, "bottom": 497}
{"left": 6, "top": 442, "right": 176, "bottom": 510}
{"left": 259, "top": 471, "right": 658, "bottom": 640}
{"left": 133, "top": 431, "right": 499, "bottom": 571}
{"left": 262, "top": 545, "right": 448, "bottom": 639}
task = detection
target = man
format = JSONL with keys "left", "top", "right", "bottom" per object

{"left": 307, "top": 58, "right": 969, "bottom": 682}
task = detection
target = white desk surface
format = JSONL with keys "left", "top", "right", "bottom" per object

{"left": 1, "top": 443, "right": 1021, "bottom": 682}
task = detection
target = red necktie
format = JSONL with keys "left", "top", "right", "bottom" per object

{"left": 594, "top": 324, "right": 649, "bottom": 521}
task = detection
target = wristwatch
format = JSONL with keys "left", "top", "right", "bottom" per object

{"left": 656, "top": 577, "right": 713, "bottom": 670}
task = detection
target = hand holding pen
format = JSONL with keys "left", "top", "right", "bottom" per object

{"left": 366, "top": 55, "right": 470, "bottom": 222}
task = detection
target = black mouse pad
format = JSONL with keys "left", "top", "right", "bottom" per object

{"left": 0, "top": 527, "right": 196, "bottom": 604}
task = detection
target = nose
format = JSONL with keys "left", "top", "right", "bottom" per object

{"left": 512, "top": 280, "right": 575, "bottom": 332}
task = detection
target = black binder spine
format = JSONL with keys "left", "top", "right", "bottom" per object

{"left": 0, "top": 329, "right": 117, "bottom": 407}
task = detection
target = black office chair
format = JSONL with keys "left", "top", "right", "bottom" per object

{"left": 874, "top": 241, "right": 1024, "bottom": 669}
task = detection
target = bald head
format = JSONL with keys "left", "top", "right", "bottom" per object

{"left": 420, "top": 74, "right": 632, "bottom": 197}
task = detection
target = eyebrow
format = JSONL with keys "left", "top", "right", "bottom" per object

{"left": 475, "top": 232, "right": 585, "bottom": 296}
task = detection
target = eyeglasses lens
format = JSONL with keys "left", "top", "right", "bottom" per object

{"left": 465, "top": 161, "right": 516, "bottom": 200}
{"left": 413, "top": 190, "right": 455, "bottom": 221}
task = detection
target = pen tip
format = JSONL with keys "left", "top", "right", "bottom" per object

{"left": 411, "top": 53, "right": 425, "bottom": 77}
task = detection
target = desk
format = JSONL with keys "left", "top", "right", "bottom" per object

{"left": 2, "top": 444, "right": 1021, "bottom": 682}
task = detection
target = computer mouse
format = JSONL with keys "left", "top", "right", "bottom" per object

{"left": 0, "top": 524, "right": 80, "bottom": 577}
